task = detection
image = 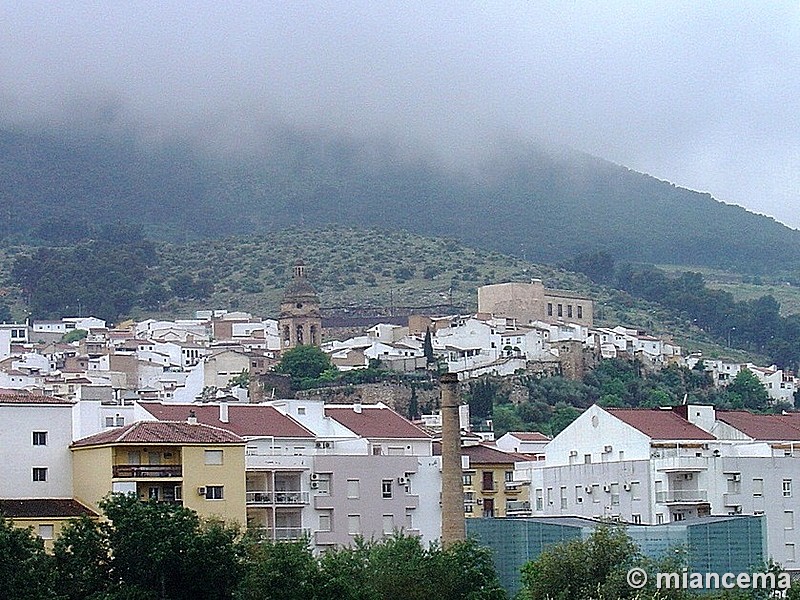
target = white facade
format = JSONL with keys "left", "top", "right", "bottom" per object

{"left": 0, "top": 397, "right": 74, "bottom": 498}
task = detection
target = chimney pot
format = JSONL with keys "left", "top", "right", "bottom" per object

{"left": 187, "top": 410, "right": 198, "bottom": 425}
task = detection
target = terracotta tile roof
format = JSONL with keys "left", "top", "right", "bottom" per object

{"left": 507, "top": 431, "right": 551, "bottom": 442}
{"left": 0, "top": 499, "right": 98, "bottom": 519}
{"left": 606, "top": 408, "right": 715, "bottom": 440}
{"left": 325, "top": 405, "right": 431, "bottom": 439}
{"left": 716, "top": 411, "right": 800, "bottom": 441}
{"left": 139, "top": 402, "right": 314, "bottom": 438}
{"left": 0, "top": 391, "right": 72, "bottom": 405}
{"left": 432, "top": 442, "right": 529, "bottom": 463}
{"left": 72, "top": 420, "right": 243, "bottom": 447}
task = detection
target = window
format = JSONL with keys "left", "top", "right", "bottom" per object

{"left": 656, "top": 514, "right": 664, "bottom": 525}
{"left": 382, "top": 479, "right": 393, "bottom": 499}
{"left": 316, "top": 473, "right": 331, "bottom": 495}
{"left": 32, "top": 431, "right": 47, "bottom": 446}
{"left": 575, "top": 485, "right": 583, "bottom": 503}
{"left": 319, "top": 513, "right": 331, "bottom": 532}
{"left": 297, "top": 407, "right": 306, "bottom": 415}
{"left": 567, "top": 305, "right": 573, "bottom": 318}
{"left": 347, "top": 514, "right": 361, "bottom": 535}
{"left": 206, "top": 485, "right": 224, "bottom": 500}
{"left": 504, "top": 471, "right": 514, "bottom": 482}
{"left": 347, "top": 479, "right": 360, "bottom": 499}
{"left": 784, "top": 479, "right": 792, "bottom": 498}
{"left": 535, "top": 489, "right": 543, "bottom": 511}
{"left": 788, "top": 543, "right": 796, "bottom": 563}
{"left": 464, "top": 491, "right": 474, "bottom": 513}
{"left": 482, "top": 471, "right": 494, "bottom": 491}
{"left": 630, "top": 481, "right": 641, "bottom": 501}
{"left": 372, "top": 445, "right": 383, "bottom": 455}
{"left": 577, "top": 306, "right": 583, "bottom": 319}
{"left": 560, "top": 486, "right": 567, "bottom": 510}
{"left": 631, "top": 514, "right": 641, "bottom": 525}
{"left": 204, "top": 450, "right": 223, "bottom": 465}
{"left": 33, "top": 467, "right": 47, "bottom": 482}
{"left": 105, "top": 416, "right": 115, "bottom": 427}
{"left": 787, "top": 511, "right": 795, "bottom": 530}
{"left": 382, "top": 514, "right": 394, "bottom": 535}
{"left": 753, "top": 478, "right": 764, "bottom": 497}
{"left": 38, "top": 524, "right": 54, "bottom": 540}
{"left": 557, "top": 304, "right": 563, "bottom": 317}
{"left": 547, "top": 303, "right": 553, "bottom": 317}
{"left": 462, "top": 474, "right": 473, "bottom": 486}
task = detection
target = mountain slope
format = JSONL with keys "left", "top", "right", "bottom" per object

{"left": 2, "top": 125, "right": 798, "bottom": 273}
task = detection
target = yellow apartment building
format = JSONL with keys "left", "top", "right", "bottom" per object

{"left": 71, "top": 419, "right": 246, "bottom": 525}
{"left": 0, "top": 498, "right": 98, "bottom": 552}
{"left": 461, "top": 443, "right": 530, "bottom": 518}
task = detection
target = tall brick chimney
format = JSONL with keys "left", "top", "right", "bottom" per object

{"left": 440, "top": 372, "right": 465, "bottom": 546}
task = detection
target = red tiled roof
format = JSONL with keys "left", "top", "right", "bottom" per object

{"left": 507, "top": 431, "right": 551, "bottom": 442}
{"left": 606, "top": 408, "right": 715, "bottom": 440}
{"left": 72, "top": 420, "right": 243, "bottom": 447}
{"left": 0, "top": 391, "right": 72, "bottom": 405}
{"left": 325, "top": 405, "right": 431, "bottom": 439}
{"left": 716, "top": 411, "right": 800, "bottom": 441}
{"left": 0, "top": 499, "right": 98, "bottom": 519}
{"left": 139, "top": 402, "right": 314, "bottom": 438}
{"left": 432, "top": 442, "right": 529, "bottom": 463}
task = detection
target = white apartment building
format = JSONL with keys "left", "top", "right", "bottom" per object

{"left": 520, "top": 404, "right": 800, "bottom": 570}
{"left": 0, "top": 392, "right": 75, "bottom": 499}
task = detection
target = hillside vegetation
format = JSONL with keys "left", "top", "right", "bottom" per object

{"left": 3, "top": 125, "right": 800, "bottom": 274}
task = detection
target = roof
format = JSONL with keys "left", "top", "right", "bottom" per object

{"left": 139, "top": 402, "right": 315, "bottom": 438}
{"left": 0, "top": 391, "right": 72, "bottom": 405}
{"left": 506, "top": 431, "right": 551, "bottom": 442}
{"left": 0, "top": 499, "right": 98, "bottom": 519}
{"left": 72, "top": 420, "right": 244, "bottom": 447}
{"left": 432, "top": 442, "right": 529, "bottom": 464}
{"left": 606, "top": 408, "right": 715, "bottom": 440}
{"left": 325, "top": 405, "right": 431, "bottom": 439}
{"left": 716, "top": 411, "right": 800, "bottom": 441}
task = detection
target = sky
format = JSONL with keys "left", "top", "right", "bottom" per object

{"left": 2, "top": 1, "right": 799, "bottom": 228}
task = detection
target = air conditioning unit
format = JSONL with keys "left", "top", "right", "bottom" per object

{"left": 569, "top": 450, "right": 578, "bottom": 457}
{"left": 603, "top": 484, "right": 611, "bottom": 493}
{"left": 397, "top": 477, "right": 407, "bottom": 486}
{"left": 315, "top": 441, "right": 323, "bottom": 449}
{"left": 585, "top": 486, "right": 593, "bottom": 494}
{"left": 310, "top": 473, "right": 319, "bottom": 481}
{"left": 623, "top": 483, "right": 632, "bottom": 492}
{"left": 684, "top": 473, "right": 694, "bottom": 481}
{"left": 476, "top": 498, "right": 483, "bottom": 505}
{"left": 733, "top": 506, "right": 743, "bottom": 515}
{"left": 196, "top": 487, "right": 206, "bottom": 496}
{"left": 323, "top": 441, "right": 332, "bottom": 449}
{"left": 731, "top": 474, "right": 741, "bottom": 482}
{"left": 311, "top": 482, "right": 319, "bottom": 490}
{"left": 603, "top": 445, "right": 613, "bottom": 453}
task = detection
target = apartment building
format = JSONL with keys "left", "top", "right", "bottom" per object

{"left": 519, "top": 404, "right": 800, "bottom": 569}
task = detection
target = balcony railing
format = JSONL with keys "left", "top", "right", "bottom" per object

{"left": 252, "top": 526, "right": 310, "bottom": 541}
{"left": 113, "top": 465, "right": 182, "bottom": 478}
{"left": 655, "top": 489, "right": 708, "bottom": 504}
{"left": 246, "top": 491, "right": 309, "bottom": 505}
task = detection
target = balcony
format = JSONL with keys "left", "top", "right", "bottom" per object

{"left": 655, "top": 489, "right": 708, "bottom": 504}
{"left": 246, "top": 491, "right": 309, "bottom": 505}
{"left": 253, "top": 526, "right": 310, "bottom": 541}
{"left": 112, "top": 465, "right": 182, "bottom": 478}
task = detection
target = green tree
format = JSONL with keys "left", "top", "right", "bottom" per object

{"left": 62, "top": 329, "right": 89, "bottom": 343}
{"left": 0, "top": 515, "right": 57, "bottom": 600}
{"left": 53, "top": 515, "right": 113, "bottom": 600}
{"left": 228, "top": 369, "right": 250, "bottom": 389}
{"left": 423, "top": 327, "right": 435, "bottom": 364}
{"left": 236, "top": 538, "right": 319, "bottom": 600}
{"left": 100, "top": 494, "right": 242, "bottom": 600}
{"left": 276, "top": 345, "right": 334, "bottom": 381}
{"left": 725, "top": 369, "right": 770, "bottom": 411}
{"left": 0, "top": 302, "right": 11, "bottom": 322}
